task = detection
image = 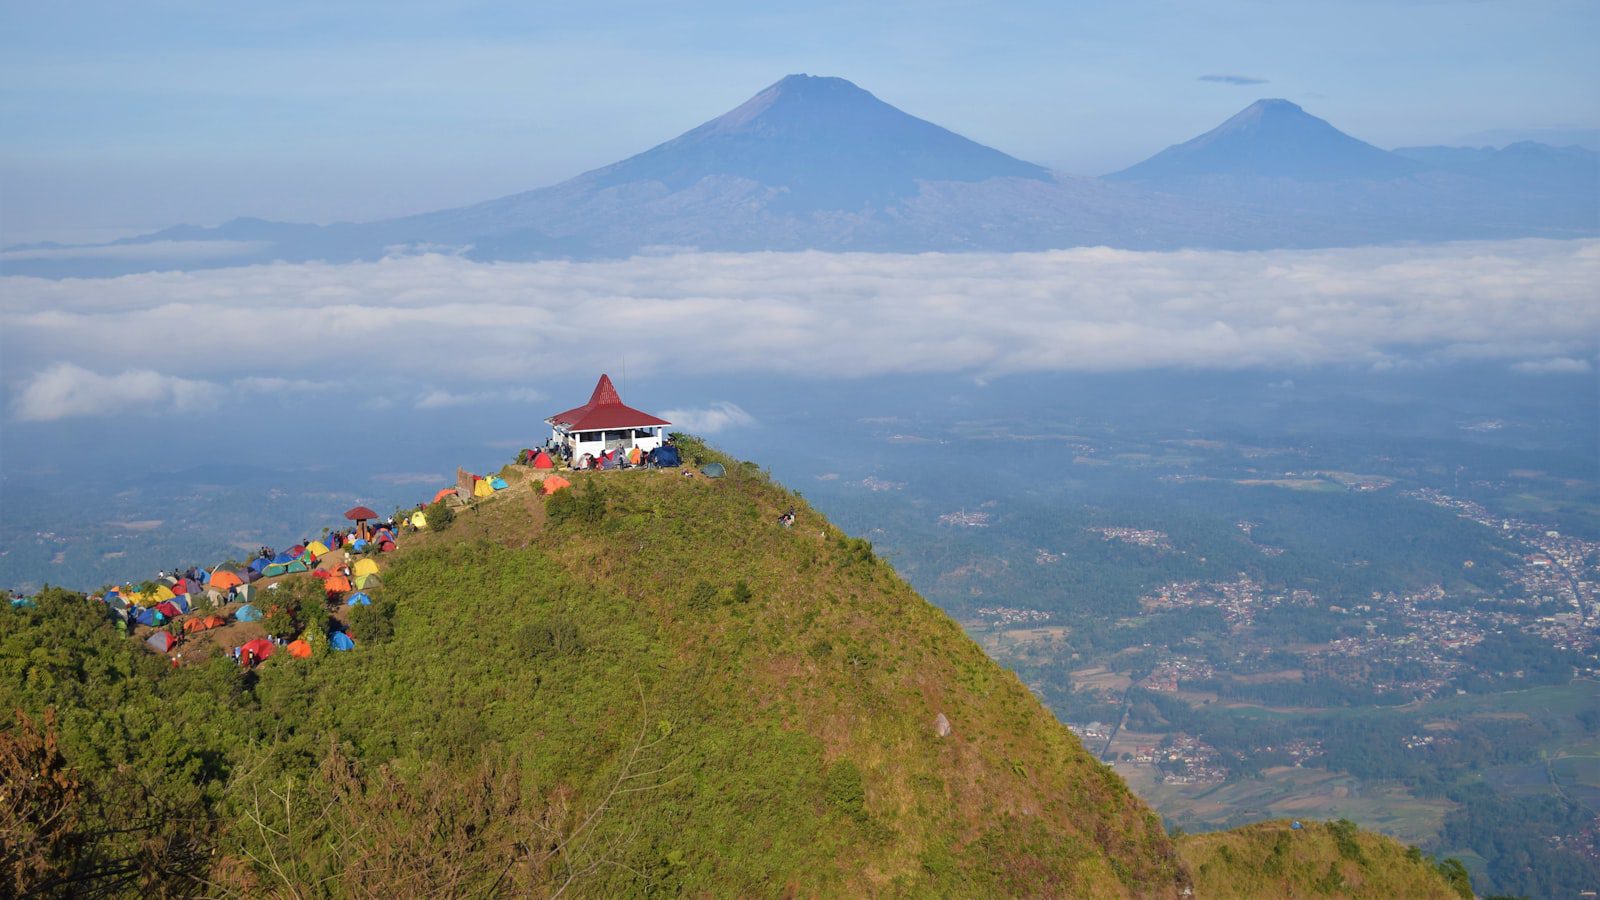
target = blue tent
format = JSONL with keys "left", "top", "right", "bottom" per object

{"left": 329, "top": 631, "right": 355, "bottom": 651}
{"left": 235, "top": 604, "right": 261, "bottom": 622}
{"left": 352, "top": 538, "right": 370, "bottom": 552}
{"left": 134, "top": 607, "right": 160, "bottom": 627}
{"left": 272, "top": 550, "right": 296, "bottom": 564}
{"left": 700, "top": 462, "right": 727, "bottom": 478}
{"left": 10, "top": 597, "right": 36, "bottom": 609}
{"left": 196, "top": 569, "right": 209, "bottom": 584}
{"left": 249, "top": 557, "right": 270, "bottom": 573}
{"left": 489, "top": 476, "right": 508, "bottom": 489}
{"left": 171, "top": 595, "right": 191, "bottom": 615}
{"left": 345, "top": 592, "right": 372, "bottom": 606}
{"left": 653, "top": 445, "right": 681, "bottom": 467}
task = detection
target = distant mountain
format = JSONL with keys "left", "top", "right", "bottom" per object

{"left": 1107, "top": 99, "right": 1422, "bottom": 182}
{"left": 4, "top": 78, "right": 1596, "bottom": 277}
{"left": 573, "top": 74, "right": 1052, "bottom": 209}
{"left": 1394, "top": 141, "right": 1599, "bottom": 190}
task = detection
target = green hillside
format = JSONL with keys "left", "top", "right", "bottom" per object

{"left": 1178, "top": 820, "right": 1469, "bottom": 899}
{"left": 1, "top": 439, "right": 1460, "bottom": 897}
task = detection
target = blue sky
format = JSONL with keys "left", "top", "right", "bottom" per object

{"left": 2, "top": 0, "right": 1596, "bottom": 241}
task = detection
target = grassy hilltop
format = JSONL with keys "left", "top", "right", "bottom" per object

{"left": 2, "top": 439, "right": 1461, "bottom": 897}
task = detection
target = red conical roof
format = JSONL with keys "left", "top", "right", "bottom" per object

{"left": 547, "top": 374, "right": 671, "bottom": 432}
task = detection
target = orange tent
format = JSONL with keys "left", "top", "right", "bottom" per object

{"left": 210, "top": 570, "right": 244, "bottom": 590}
{"left": 202, "top": 615, "right": 227, "bottom": 629}
{"left": 182, "top": 617, "right": 210, "bottom": 634}
{"left": 432, "top": 487, "right": 456, "bottom": 504}
{"left": 532, "top": 450, "right": 555, "bottom": 469}
{"left": 542, "top": 475, "right": 572, "bottom": 495}
{"left": 287, "top": 639, "right": 313, "bottom": 659}
{"left": 324, "top": 575, "right": 352, "bottom": 594}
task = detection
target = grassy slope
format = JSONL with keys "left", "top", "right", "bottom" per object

{"left": 2, "top": 441, "right": 1464, "bottom": 897}
{"left": 1178, "top": 820, "right": 1459, "bottom": 899}
{"left": 316, "top": 452, "right": 1187, "bottom": 895}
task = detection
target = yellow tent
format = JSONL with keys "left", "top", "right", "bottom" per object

{"left": 353, "top": 558, "right": 379, "bottom": 578}
{"left": 152, "top": 584, "right": 175, "bottom": 602}
{"left": 410, "top": 511, "right": 428, "bottom": 529}
{"left": 473, "top": 478, "right": 494, "bottom": 498}
{"left": 306, "top": 540, "right": 330, "bottom": 559}
{"left": 355, "top": 573, "right": 382, "bottom": 590}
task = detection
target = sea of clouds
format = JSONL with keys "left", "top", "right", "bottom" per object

{"left": 3, "top": 239, "right": 1596, "bottom": 423}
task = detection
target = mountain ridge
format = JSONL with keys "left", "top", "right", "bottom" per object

{"left": 4, "top": 75, "right": 1594, "bottom": 277}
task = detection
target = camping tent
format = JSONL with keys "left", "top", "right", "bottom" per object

{"left": 379, "top": 540, "right": 397, "bottom": 552}
{"left": 489, "top": 476, "right": 508, "bottom": 490}
{"left": 532, "top": 449, "right": 555, "bottom": 469}
{"left": 346, "top": 592, "right": 372, "bottom": 606}
{"left": 410, "top": 511, "right": 428, "bottom": 529}
{"left": 287, "top": 639, "right": 313, "bottom": 659}
{"left": 235, "top": 604, "right": 261, "bottom": 622}
{"left": 473, "top": 478, "right": 494, "bottom": 498}
{"left": 155, "top": 600, "right": 183, "bottom": 619}
{"left": 263, "top": 563, "right": 289, "bottom": 577}
{"left": 11, "top": 597, "right": 37, "bottom": 609}
{"left": 249, "top": 558, "right": 270, "bottom": 573}
{"left": 354, "top": 574, "right": 382, "bottom": 590}
{"left": 700, "top": 462, "right": 727, "bottom": 478}
{"left": 329, "top": 631, "right": 356, "bottom": 651}
{"left": 285, "top": 560, "right": 309, "bottom": 574}
{"left": 351, "top": 539, "right": 370, "bottom": 552}
{"left": 653, "top": 445, "right": 682, "bottom": 467}
{"left": 145, "top": 631, "right": 177, "bottom": 653}
{"left": 432, "top": 488, "right": 456, "bottom": 504}
{"left": 210, "top": 570, "right": 243, "bottom": 590}
{"left": 134, "top": 607, "right": 161, "bottom": 627}
{"left": 542, "top": 475, "right": 572, "bottom": 495}
{"left": 324, "top": 576, "right": 352, "bottom": 594}
{"left": 240, "top": 638, "right": 274, "bottom": 664}
{"left": 307, "top": 540, "right": 330, "bottom": 559}
{"left": 182, "top": 617, "right": 211, "bottom": 634}
{"left": 204, "top": 589, "right": 226, "bottom": 608}
{"left": 171, "top": 595, "right": 191, "bottom": 614}
{"left": 235, "top": 584, "right": 258, "bottom": 604}
{"left": 353, "top": 559, "right": 379, "bottom": 578}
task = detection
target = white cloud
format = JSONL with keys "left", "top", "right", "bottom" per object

{"left": 1511, "top": 357, "right": 1593, "bottom": 374}
{"left": 414, "top": 387, "right": 543, "bottom": 409}
{"left": 11, "top": 363, "right": 224, "bottom": 422}
{"left": 661, "top": 401, "right": 756, "bottom": 434}
{"left": 3, "top": 240, "right": 1597, "bottom": 421}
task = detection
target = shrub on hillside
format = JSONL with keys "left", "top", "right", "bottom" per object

{"left": 546, "top": 480, "right": 605, "bottom": 527}
{"left": 424, "top": 499, "right": 455, "bottom": 530}
{"left": 348, "top": 599, "right": 395, "bottom": 645}
{"left": 519, "top": 616, "right": 585, "bottom": 659}
{"left": 823, "top": 760, "right": 867, "bottom": 822}
{"left": 261, "top": 604, "right": 297, "bottom": 640}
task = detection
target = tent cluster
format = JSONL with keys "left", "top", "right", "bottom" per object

{"left": 570, "top": 443, "right": 680, "bottom": 472}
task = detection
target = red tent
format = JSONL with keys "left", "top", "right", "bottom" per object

{"left": 379, "top": 540, "right": 397, "bottom": 552}
{"left": 155, "top": 600, "right": 183, "bottom": 619}
{"left": 240, "top": 638, "right": 275, "bottom": 666}
{"left": 532, "top": 449, "right": 555, "bottom": 469}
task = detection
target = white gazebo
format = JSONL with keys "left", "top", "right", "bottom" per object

{"left": 545, "top": 374, "right": 671, "bottom": 461}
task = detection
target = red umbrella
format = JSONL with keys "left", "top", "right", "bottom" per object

{"left": 344, "top": 506, "right": 379, "bottom": 521}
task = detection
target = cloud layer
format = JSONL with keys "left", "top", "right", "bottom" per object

{"left": 1199, "top": 74, "right": 1268, "bottom": 85}
{"left": 4, "top": 240, "right": 1596, "bottom": 421}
